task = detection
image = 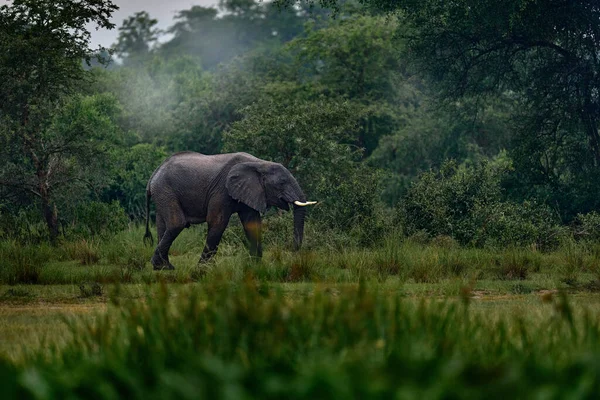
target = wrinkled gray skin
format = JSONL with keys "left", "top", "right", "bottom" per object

{"left": 144, "top": 152, "right": 310, "bottom": 270}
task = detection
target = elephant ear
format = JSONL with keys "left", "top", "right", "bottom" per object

{"left": 226, "top": 162, "right": 267, "bottom": 213}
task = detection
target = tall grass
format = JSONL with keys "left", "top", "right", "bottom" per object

{"left": 2, "top": 224, "right": 600, "bottom": 288}
{"left": 2, "top": 281, "right": 600, "bottom": 397}
{"left": 0, "top": 241, "right": 53, "bottom": 284}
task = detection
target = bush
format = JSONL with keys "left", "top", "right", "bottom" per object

{"left": 0, "top": 208, "right": 49, "bottom": 243}
{"left": 574, "top": 211, "right": 600, "bottom": 242}
{"left": 474, "top": 201, "right": 567, "bottom": 250}
{"left": 103, "top": 143, "right": 168, "bottom": 219}
{"left": 64, "top": 201, "right": 128, "bottom": 239}
{"left": 400, "top": 158, "right": 565, "bottom": 249}
{"left": 311, "top": 164, "right": 388, "bottom": 245}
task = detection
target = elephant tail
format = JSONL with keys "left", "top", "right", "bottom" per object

{"left": 143, "top": 186, "right": 154, "bottom": 246}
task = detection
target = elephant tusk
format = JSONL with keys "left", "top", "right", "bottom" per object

{"left": 294, "top": 200, "right": 317, "bottom": 206}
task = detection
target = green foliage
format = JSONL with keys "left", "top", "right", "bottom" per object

{"left": 0, "top": 0, "right": 118, "bottom": 241}
{"left": 0, "top": 0, "right": 117, "bottom": 121}
{"left": 0, "top": 92, "right": 122, "bottom": 242}
{"left": 225, "top": 96, "right": 361, "bottom": 180}
{"left": 509, "top": 113, "right": 600, "bottom": 222}
{"left": 113, "top": 11, "right": 161, "bottom": 63}
{"left": 4, "top": 283, "right": 600, "bottom": 397}
{"left": 3, "top": 0, "right": 599, "bottom": 249}
{"left": 359, "top": 0, "right": 600, "bottom": 220}
{"left": 287, "top": 15, "right": 410, "bottom": 155}
{"left": 401, "top": 156, "right": 565, "bottom": 249}
{"left": 0, "top": 208, "right": 48, "bottom": 244}
{"left": 575, "top": 212, "right": 600, "bottom": 242}
{"left": 104, "top": 143, "right": 167, "bottom": 218}
{"left": 371, "top": 97, "right": 514, "bottom": 204}
{"left": 311, "top": 164, "right": 385, "bottom": 243}
{"left": 64, "top": 201, "right": 128, "bottom": 240}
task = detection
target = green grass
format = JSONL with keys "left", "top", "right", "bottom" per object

{"left": 3, "top": 225, "right": 600, "bottom": 397}
{"left": 3, "top": 224, "right": 600, "bottom": 292}
{"left": 2, "top": 281, "right": 600, "bottom": 398}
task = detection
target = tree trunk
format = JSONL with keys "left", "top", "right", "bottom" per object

{"left": 41, "top": 193, "right": 59, "bottom": 244}
{"left": 37, "top": 163, "right": 58, "bottom": 244}
{"left": 582, "top": 111, "right": 600, "bottom": 166}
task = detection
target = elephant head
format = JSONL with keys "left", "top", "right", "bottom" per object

{"left": 226, "top": 161, "right": 316, "bottom": 249}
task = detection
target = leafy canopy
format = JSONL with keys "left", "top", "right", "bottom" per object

{"left": 0, "top": 0, "right": 118, "bottom": 242}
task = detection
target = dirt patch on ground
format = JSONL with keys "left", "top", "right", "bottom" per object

{"left": 470, "top": 290, "right": 492, "bottom": 299}
{"left": 0, "top": 302, "right": 106, "bottom": 314}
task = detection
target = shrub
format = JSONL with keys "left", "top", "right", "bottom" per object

{"left": 574, "top": 211, "right": 600, "bottom": 242}
{"left": 79, "top": 282, "right": 103, "bottom": 298}
{"left": 64, "top": 201, "right": 128, "bottom": 239}
{"left": 312, "top": 164, "right": 388, "bottom": 244}
{"left": 474, "top": 201, "right": 566, "bottom": 250}
{"left": 401, "top": 157, "right": 565, "bottom": 249}
{"left": 103, "top": 143, "right": 168, "bottom": 219}
{"left": 0, "top": 208, "right": 48, "bottom": 243}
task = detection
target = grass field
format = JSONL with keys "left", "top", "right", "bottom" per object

{"left": 2, "top": 225, "right": 600, "bottom": 397}
{"left": 1, "top": 283, "right": 599, "bottom": 364}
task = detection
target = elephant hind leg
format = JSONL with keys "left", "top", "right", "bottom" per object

{"left": 152, "top": 226, "right": 184, "bottom": 270}
{"left": 152, "top": 207, "right": 185, "bottom": 270}
{"left": 156, "top": 214, "right": 166, "bottom": 243}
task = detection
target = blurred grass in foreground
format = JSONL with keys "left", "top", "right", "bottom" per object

{"left": 2, "top": 279, "right": 600, "bottom": 398}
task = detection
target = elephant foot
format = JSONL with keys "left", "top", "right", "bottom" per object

{"left": 151, "top": 254, "right": 175, "bottom": 271}
{"left": 153, "top": 264, "right": 175, "bottom": 271}
{"left": 199, "top": 250, "right": 217, "bottom": 264}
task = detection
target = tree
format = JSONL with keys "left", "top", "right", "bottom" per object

{"left": 113, "top": 11, "right": 161, "bottom": 64}
{"left": 370, "top": 96, "right": 514, "bottom": 204}
{"left": 160, "top": 1, "right": 309, "bottom": 69}
{"left": 357, "top": 0, "right": 600, "bottom": 164}
{"left": 0, "top": 0, "right": 118, "bottom": 242}
{"left": 287, "top": 15, "right": 411, "bottom": 155}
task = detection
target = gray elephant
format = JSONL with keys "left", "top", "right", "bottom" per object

{"left": 143, "top": 151, "right": 316, "bottom": 269}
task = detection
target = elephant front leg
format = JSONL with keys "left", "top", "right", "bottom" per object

{"left": 239, "top": 208, "right": 262, "bottom": 258}
{"left": 199, "top": 221, "right": 228, "bottom": 263}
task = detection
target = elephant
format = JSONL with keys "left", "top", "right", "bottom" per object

{"left": 143, "top": 151, "right": 317, "bottom": 270}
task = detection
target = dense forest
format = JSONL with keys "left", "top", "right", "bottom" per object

{"left": 2, "top": 0, "right": 600, "bottom": 251}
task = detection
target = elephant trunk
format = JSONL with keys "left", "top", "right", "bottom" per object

{"left": 286, "top": 179, "right": 307, "bottom": 251}
{"left": 293, "top": 205, "right": 306, "bottom": 251}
